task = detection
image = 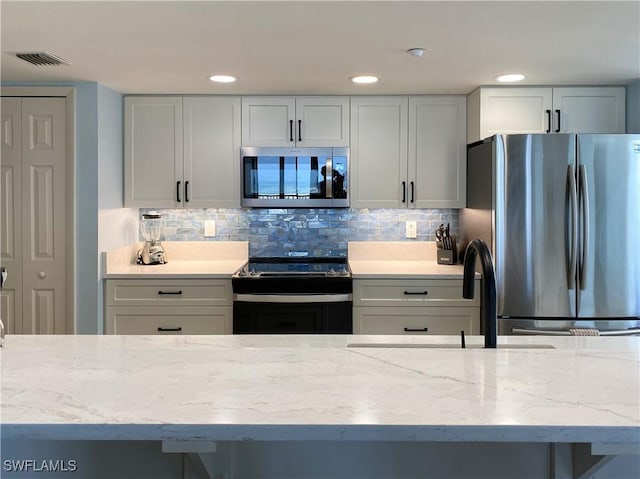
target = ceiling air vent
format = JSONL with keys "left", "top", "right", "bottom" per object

{"left": 16, "top": 52, "right": 70, "bottom": 66}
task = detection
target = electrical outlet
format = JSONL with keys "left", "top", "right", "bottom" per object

{"left": 204, "top": 220, "right": 216, "bottom": 237}
{"left": 405, "top": 221, "right": 417, "bottom": 239}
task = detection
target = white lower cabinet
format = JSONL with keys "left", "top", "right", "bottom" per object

{"left": 353, "top": 279, "right": 480, "bottom": 335}
{"left": 104, "top": 279, "right": 232, "bottom": 335}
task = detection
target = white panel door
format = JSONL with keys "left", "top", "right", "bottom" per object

{"left": 241, "top": 97, "right": 295, "bottom": 146}
{"left": 21, "top": 98, "right": 67, "bottom": 334}
{"left": 479, "top": 88, "right": 553, "bottom": 139}
{"left": 409, "top": 96, "right": 467, "bottom": 208}
{"left": 552, "top": 87, "right": 626, "bottom": 134}
{"left": 183, "top": 97, "right": 241, "bottom": 208}
{"left": 350, "top": 97, "right": 409, "bottom": 208}
{"left": 124, "top": 97, "right": 183, "bottom": 207}
{"left": 295, "top": 97, "right": 349, "bottom": 146}
{"left": 0, "top": 98, "right": 23, "bottom": 333}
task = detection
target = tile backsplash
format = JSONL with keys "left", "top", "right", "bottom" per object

{"left": 140, "top": 208, "right": 458, "bottom": 257}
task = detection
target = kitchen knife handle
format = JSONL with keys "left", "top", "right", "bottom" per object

{"left": 545, "top": 109, "right": 551, "bottom": 133}
{"left": 298, "top": 119, "right": 302, "bottom": 142}
{"left": 157, "top": 327, "right": 182, "bottom": 332}
{"left": 403, "top": 327, "right": 428, "bottom": 332}
{"left": 401, "top": 181, "right": 406, "bottom": 203}
{"left": 410, "top": 181, "right": 415, "bottom": 203}
{"left": 176, "top": 181, "right": 181, "bottom": 203}
{"left": 567, "top": 165, "right": 578, "bottom": 290}
{"left": 578, "top": 165, "right": 589, "bottom": 290}
{"left": 555, "top": 109, "right": 561, "bottom": 133}
{"left": 185, "top": 181, "right": 190, "bottom": 203}
{"left": 289, "top": 120, "right": 294, "bottom": 142}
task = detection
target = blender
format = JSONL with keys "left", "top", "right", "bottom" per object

{"left": 137, "top": 212, "right": 167, "bottom": 265}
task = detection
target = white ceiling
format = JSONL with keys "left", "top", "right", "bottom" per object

{"left": 1, "top": 1, "right": 639, "bottom": 95}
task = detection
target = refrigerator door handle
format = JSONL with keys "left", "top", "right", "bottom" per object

{"left": 567, "top": 165, "right": 578, "bottom": 290}
{"left": 578, "top": 165, "right": 590, "bottom": 290}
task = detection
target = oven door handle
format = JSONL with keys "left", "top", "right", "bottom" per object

{"left": 234, "top": 293, "right": 352, "bottom": 303}
{"left": 511, "top": 327, "right": 640, "bottom": 336}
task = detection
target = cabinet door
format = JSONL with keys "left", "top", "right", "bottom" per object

{"left": 241, "top": 97, "right": 295, "bottom": 146}
{"left": 105, "top": 306, "right": 232, "bottom": 334}
{"left": 552, "top": 87, "right": 626, "bottom": 134}
{"left": 183, "top": 97, "right": 241, "bottom": 208}
{"left": 295, "top": 97, "right": 349, "bottom": 147}
{"left": 409, "top": 96, "right": 466, "bottom": 208}
{"left": 124, "top": 97, "right": 183, "bottom": 207}
{"left": 350, "top": 97, "right": 408, "bottom": 208}
{"left": 353, "top": 306, "right": 479, "bottom": 335}
{"left": 475, "top": 88, "right": 552, "bottom": 141}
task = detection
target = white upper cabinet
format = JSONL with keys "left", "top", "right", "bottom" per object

{"left": 467, "top": 86, "right": 626, "bottom": 142}
{"left": 241, "top": 96, "right": 349, "bottom": 147}
{"left": 350, "top": 97, "right": 408, "bottom": 209}
{"left": 350, "top": 96, "right": 466, "bottom": 209}
{"left": 409, "top": 96, "right": 466, "bottom": 208}
{"left": 125, "top": 96, "right": 241, "bottom": 208}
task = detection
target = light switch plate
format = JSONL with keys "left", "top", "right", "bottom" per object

{"left": 405, "top": 221, "right": 417, "bottom": 239}
{"left": 204, "top": 220, "right": 216, "bottom": 237}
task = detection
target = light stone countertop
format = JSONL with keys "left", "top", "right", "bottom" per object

{"left": 1, "top": 334, "right": 638, "bottom": 444}
{"left": 103, "top": 241, "right": 248, "bottom": 279}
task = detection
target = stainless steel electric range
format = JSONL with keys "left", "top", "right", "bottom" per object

{"left": 231, "top": 257, "right": 352, "bottom": 334}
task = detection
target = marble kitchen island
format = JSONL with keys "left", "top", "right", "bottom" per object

{"left": 1, "top": 334, "right": 639, "bottom": 478}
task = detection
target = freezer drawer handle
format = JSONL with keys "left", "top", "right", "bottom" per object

{"left": 158, "top": 290, "right": 183, "bottom": 295}
{"left": 403, "top": 291, "right": 428, "bottom": 295}
{"left": 404, "top": 327, "right": 428, "bottom": 332}
{"left": 157, "top": 327, "right": 182, "bottom": 332}
{"left": 511, "top": 327, "right": 640, "bottom": 336}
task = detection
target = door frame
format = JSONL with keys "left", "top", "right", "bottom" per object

{"left": 2, "top": 87, "right": 76, "bottom": 333}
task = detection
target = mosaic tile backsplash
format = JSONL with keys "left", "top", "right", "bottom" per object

{"left": 140, "top": 208, "right": 459, "bottom": 257}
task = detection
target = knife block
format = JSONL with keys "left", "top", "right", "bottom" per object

{"left": 437, "top": 248, "right": 455, "bottom": 265}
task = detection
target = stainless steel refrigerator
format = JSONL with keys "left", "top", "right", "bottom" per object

{"left": 460, "top": 134, "right": 640, "bottom": 336}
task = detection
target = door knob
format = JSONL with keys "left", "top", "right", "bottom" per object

{"left": 38, "top": 271, "right": 46, "bottom": 279}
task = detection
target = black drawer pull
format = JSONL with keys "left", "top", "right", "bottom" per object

{"left": 403, "top": 291, "right": 428, "bottom": 295}
{"left": 404, "top": 327, "right": 428, "bottom": 332}
{"left": 158, "top": 290, "right": 183, "bottom": 295}
{"left": 158, "top": 327, "right": 182, "bottom": 332}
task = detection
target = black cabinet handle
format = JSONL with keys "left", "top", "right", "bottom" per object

{"left": 298, "top": 119, "right": 302, "bottom": 142}
{"left": 545, "top": 109, "right": 551, "bottom": 133}
{"left": 176, "top": 181, "right": 181, "bottom": 203}
{"left": 402, "top": 181, "right": 406, "bottom": 203}
{"left": 289, "top": 120, "right": 294, "bottom": 142}
{"left": 158, "top": 290, "right": 183, "bottom": 295}
{"left": 185, "top": 181, "right": 190, "bottom": 203}
{"left": 410, "top": 181, "right": 415, "bottom": 203}
{"left": 158, "top": 327, "right": 182, "bottom": 332}
{"left": 404, "top": 327, "right": 428, "bottom": 332}
{"left": 403, "top": 291, "right": 429, "bottom": 295}
{"left": 555, "top": 109, "right": 561, "bottom": 133}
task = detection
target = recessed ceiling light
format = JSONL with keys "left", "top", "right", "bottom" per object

{"left": 209, "top": 75, "right": 236, "bottom": 83}
{"left": 495, "top": 73, "right": 526, "bottom": 82}
{"left": 407, "top": 48, "right": 425, "bottom": 57}
{"left": 351, "top": 75, "right": 379, "bottom": 84}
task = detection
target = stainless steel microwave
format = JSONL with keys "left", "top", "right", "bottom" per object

{"left": 240, "top": 147, "right": 349, "bottom": 208}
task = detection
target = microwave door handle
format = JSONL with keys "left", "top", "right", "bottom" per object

{"left": 325, "top": 158, "right": 333, "bottom": 198}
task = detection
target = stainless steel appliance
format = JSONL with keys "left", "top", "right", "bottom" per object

{"left": 137, "top": 212, "right": 167, "bottom": 265}
{"left": 461, "top": 134, "right": 640, "bottom": 336}
{"left": 232, "top": 257, "right": 352, "bottom": 333}
{"left": 240, "top": 147, "right": 349, "bottom": 208}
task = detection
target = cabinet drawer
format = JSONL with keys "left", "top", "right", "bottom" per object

{"left": 354, "top": 306, "right": 479, "bottom": 335}
{"left": 105, "top": 279, "right": 232, "bottom": 306}
{"left": 353, "top": 279, "right": 480, "bottom": 307}
{"left": 105, "top": 306, "right": 232, "bottom": 334}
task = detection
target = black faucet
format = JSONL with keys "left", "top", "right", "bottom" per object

{"left": 462, "top": 239, "right": 497, "bottom": 348}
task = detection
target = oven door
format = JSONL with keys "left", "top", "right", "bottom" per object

{"left": 240, "top": 147, "right": 348, "bottom": 208}
{"left": 233, "top": 293, "right": 353, "bottom": 334}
